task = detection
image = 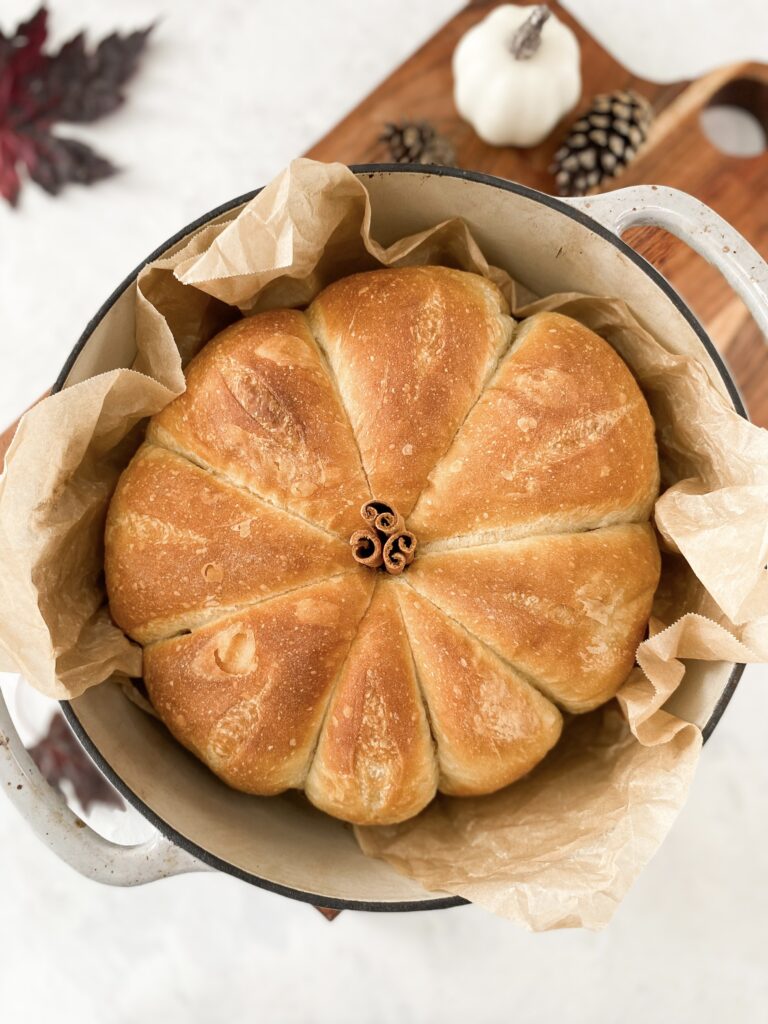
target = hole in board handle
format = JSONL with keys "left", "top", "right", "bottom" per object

{"left": 699, "top": 77, "right": 768, "bottom": 157}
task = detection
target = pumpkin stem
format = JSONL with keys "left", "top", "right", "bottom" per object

{"left": 509, "top": 5, "right": 551, "bottom": 60}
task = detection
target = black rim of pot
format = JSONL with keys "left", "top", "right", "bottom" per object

{"left": 57, "top": 164, "right": 746, "bottom": 913}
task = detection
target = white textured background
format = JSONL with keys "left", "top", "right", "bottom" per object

{"left": 1, "top": 2, "right": 767, "bottom": 1021}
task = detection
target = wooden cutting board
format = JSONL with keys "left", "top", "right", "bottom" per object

{"left": 1, "top": 0, "right": 766, "bottom": 462}
{"left": 1, "top": 1, "right": 766, "bottom": 920}
{"left": 306, "top": 0, "right": 768, "bottom": 426}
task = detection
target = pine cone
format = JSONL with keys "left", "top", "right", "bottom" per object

{"left": 550, "top": 90, "right": 653, "bottom": 197}
{"left": 380, "top": 121, "right": 455, "bottom": 166}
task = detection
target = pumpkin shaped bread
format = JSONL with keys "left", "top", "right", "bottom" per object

{"left": 105, "top": 266, "right": 660, "bottom": 825}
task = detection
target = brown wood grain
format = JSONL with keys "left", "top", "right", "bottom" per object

{"left": 306, "top": 1, "right": 688, "bottom": 184}
{"left": 3, "top": 1, "right": 767, "bottom": 457}
{"left": 306, "top": 1, "right": 768, "bottom": 426}
{"left": 314, "top": 906, "right": 342, "bottom": 921}
{"left": 0, "top": 0, "right": 764, "bottom": 923}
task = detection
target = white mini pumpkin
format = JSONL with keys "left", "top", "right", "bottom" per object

{"left": 453, "top": 4, "right": 581, "bottom": 148}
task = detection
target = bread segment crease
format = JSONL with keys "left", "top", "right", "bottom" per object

{"left": 105, "top": 270, "right": 661, "bottom": 826}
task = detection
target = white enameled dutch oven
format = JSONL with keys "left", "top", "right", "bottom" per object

{"left": 2, "top": 166, "right": 767, "bottom": 912}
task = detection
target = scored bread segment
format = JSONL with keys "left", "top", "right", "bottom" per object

{"left": 147, "top": 309, "right": 371, "bottom": 537}
{"left": 410, "top": 311, "right": 659, "bottom": 546}
{"left": 305, "top": 581, "right": 438, "bottom": 826}
{"left": 106, "top": 270, "right": 662, "bottom": 826}
{"left": 307, "top": 267, "right": 513, "bottom": 516}
{"left": 105, "top": 444, "right": 353, "bottom": 644}
{"left": 397, "top": 585, "right": 563, "bottom": 797}
{"left": 406, "top": 523, "right": 661, "bottom": 714}
{"left": 143, "top": 572, "right": 375, "bottom": 796}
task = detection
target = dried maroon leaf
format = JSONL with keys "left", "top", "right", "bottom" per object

{"left": 0, "top": 5, "right": 151, "bottom": 205}
{"left": 25, "top": 131, "right": 116, "bottom": 194}
{"left": 46, "top": 26, "right": 153, "bottom": 124}
{"left": 0, "top": 136, "right": 22, "bottom": 205}
{"left": 29, "top": 711, "right": 124, "bottom": 813}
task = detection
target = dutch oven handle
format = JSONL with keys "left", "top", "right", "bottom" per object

{"left": 565, "top": 186, "right": 768, "bottom": 341}
{"left": 0, "top": 683, "right": 210, "bottom": 885}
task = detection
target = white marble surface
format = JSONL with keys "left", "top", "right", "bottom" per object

{"left": 1, "top": 2, "right": 768, "bottom": 1021}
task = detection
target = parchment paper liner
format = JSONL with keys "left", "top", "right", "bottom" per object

{"left": 1, "top": 159, "right": 766, "bottom": 929}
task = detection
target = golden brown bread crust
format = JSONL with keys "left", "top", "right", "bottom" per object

{"left": 106, "top": 270, "right": 661, "bottom": 825}
{"left": 147, "top": 309, "right": 371, "bottom": 536}
{"left": 397, "top": 586, "right": 562, "bottom": 796}
{"left": 105, "top": 444, "right": 352, "bottom": 644}
{"left": 409, "top": 312, "right": 659, "bottom": 546}
{"left": 307, "top": 267, "right": 513, "bottom": 515}
{"left": 406, "top": 523, "right": 661, "bottom": 713}
{"left": 144, "top": 573, "right": 374, "bottom": 795}
{"left": 305, "top": 582, "right": 438, "bottom": 825}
